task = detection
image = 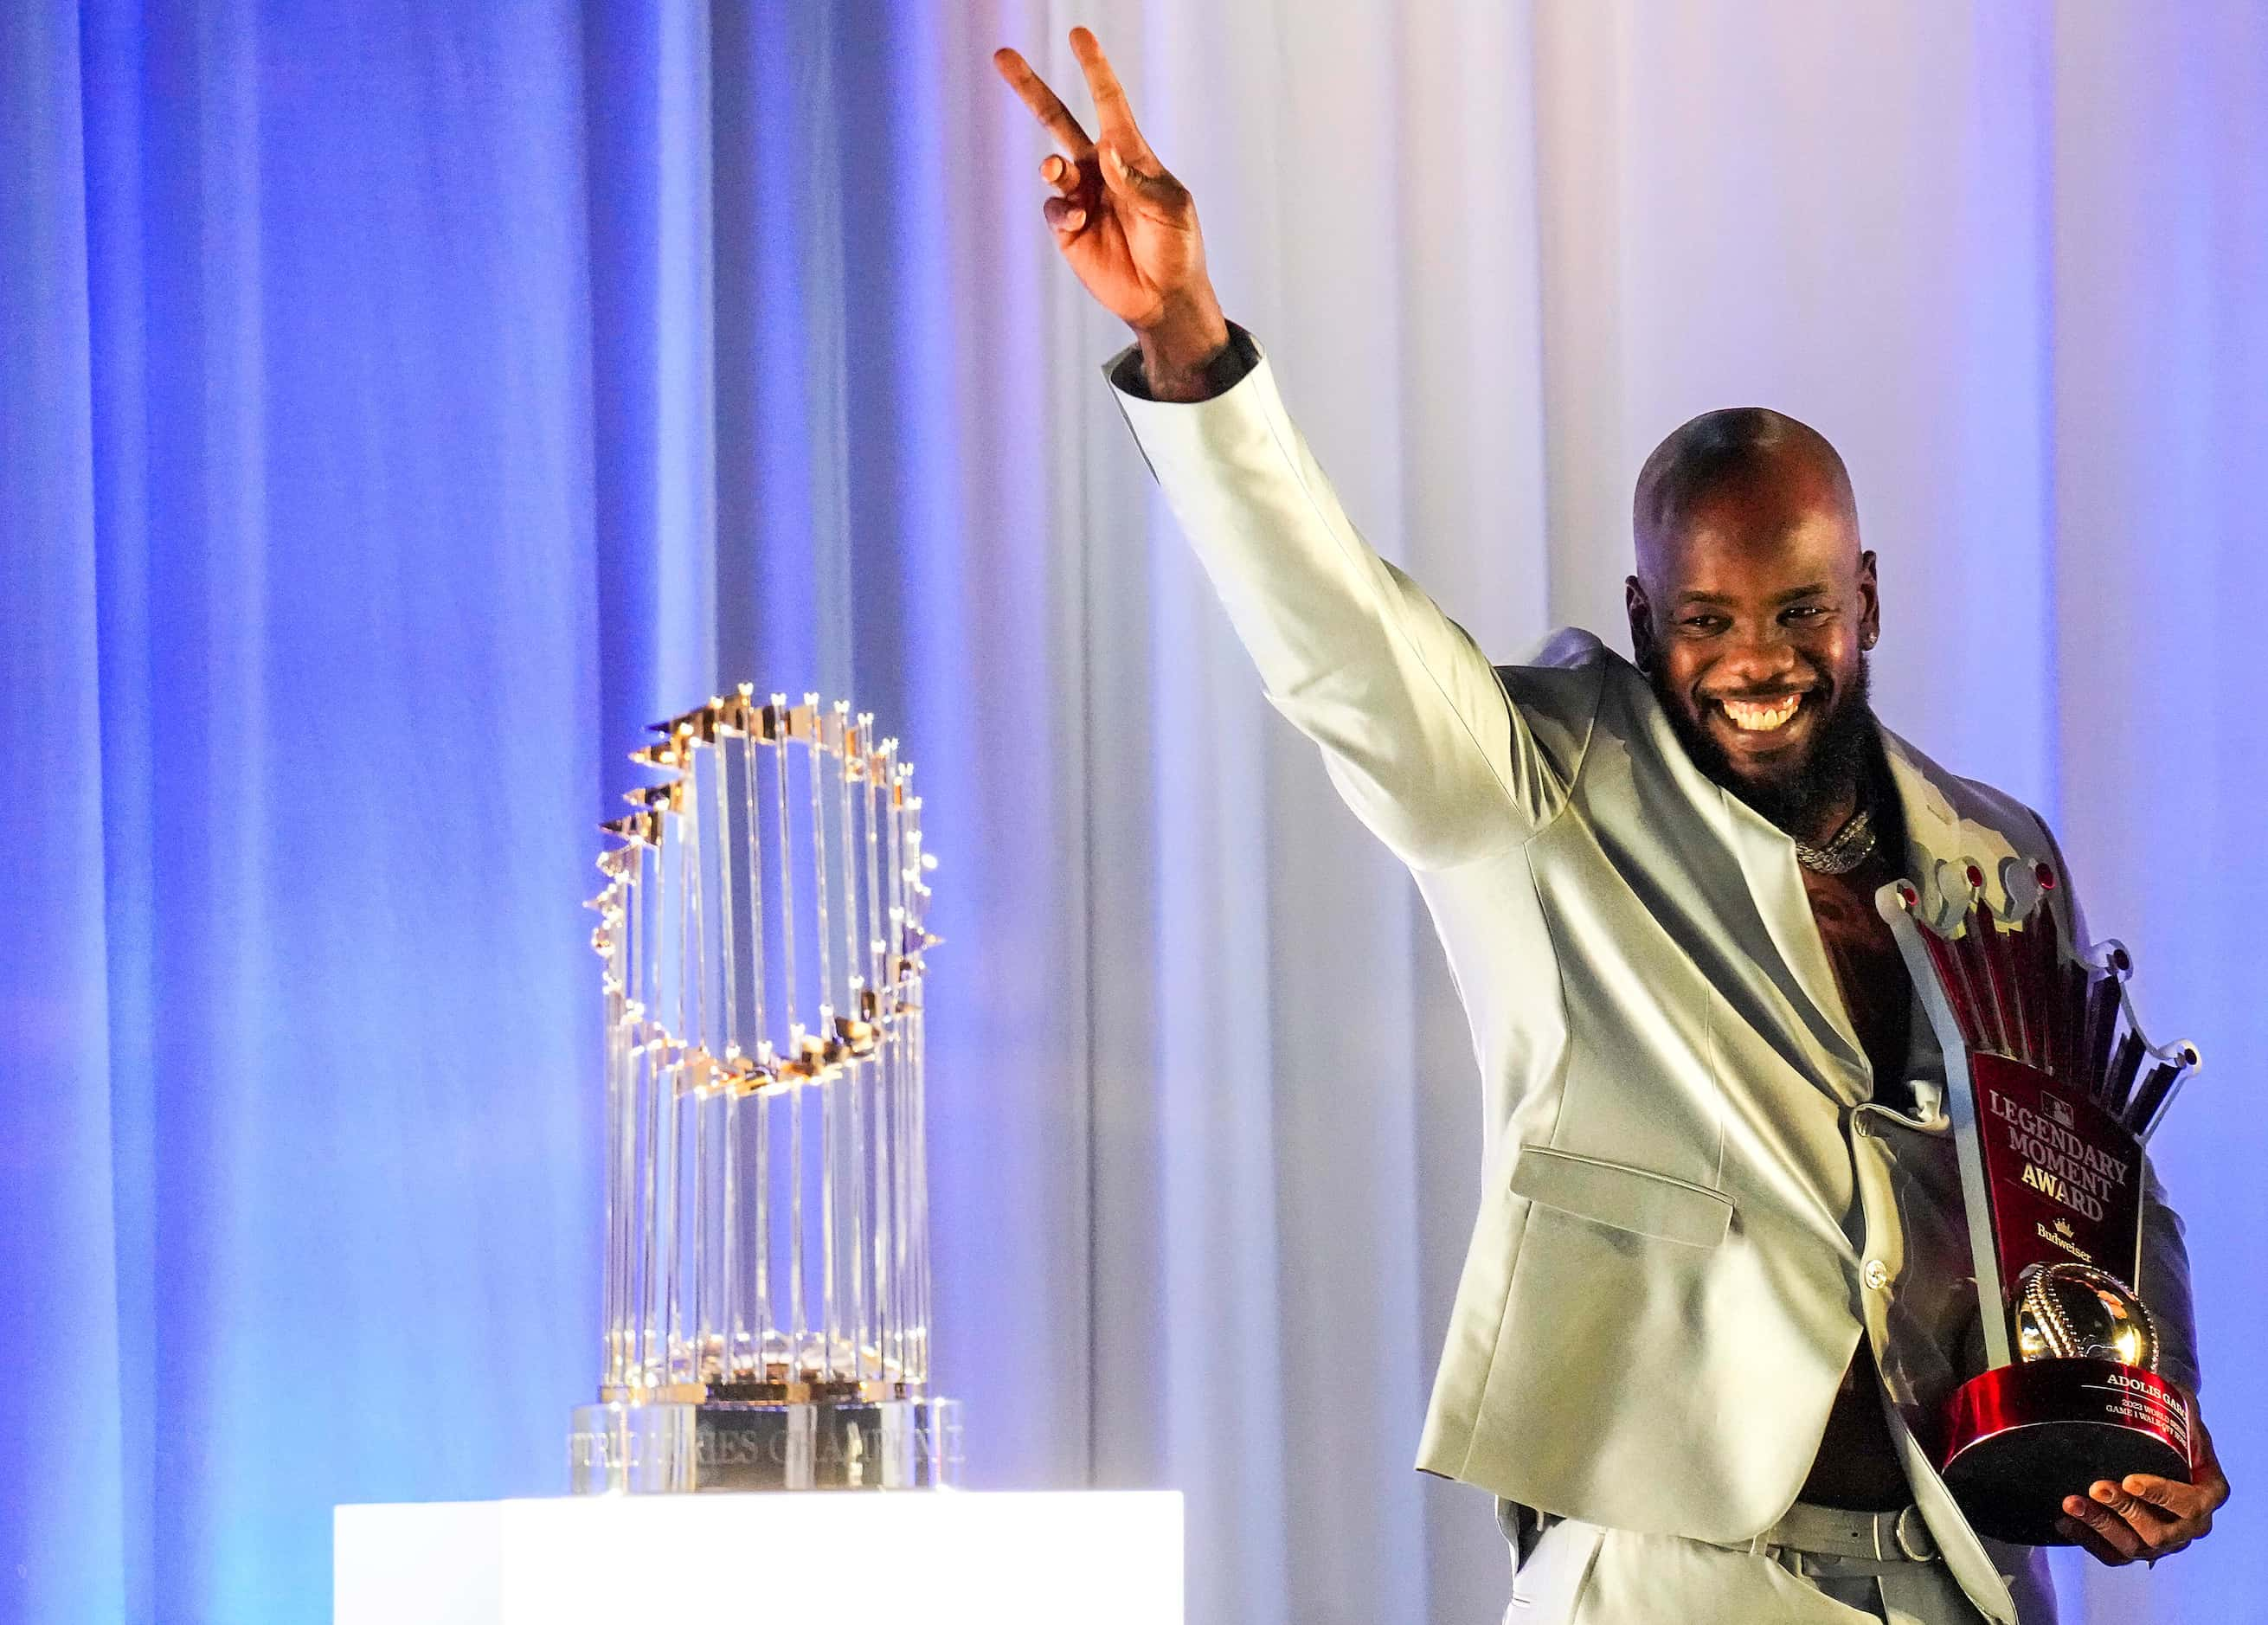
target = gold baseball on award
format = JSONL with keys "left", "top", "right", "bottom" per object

{"left": 1879, "top": 860, "right": 2199, "bottom": 1544}
{"left": 568, "top": 687, "right": 958, "bottom": 1492}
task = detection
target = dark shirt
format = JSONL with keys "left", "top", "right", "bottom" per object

{"left": 1797, "top": 752, "right": 1920, "bottom": 1510}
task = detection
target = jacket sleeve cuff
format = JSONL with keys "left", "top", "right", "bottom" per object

{"left": 1103, "top": 322, "right": 1263, "bottom": 403}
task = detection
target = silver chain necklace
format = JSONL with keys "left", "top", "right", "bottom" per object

{"left": 1792, "top": 805, "right": 1879, "bottom": 876}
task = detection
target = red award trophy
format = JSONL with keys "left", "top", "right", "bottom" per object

{"left": 1878, "top": 860, "right": 2201, "bottom": 1545}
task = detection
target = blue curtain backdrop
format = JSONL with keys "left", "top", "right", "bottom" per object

{"left": 7, "top": 2, "right": 1090, "bottom": 1618}
{"left": 4, "top": 3, "right": 2265, "bottom": 1623}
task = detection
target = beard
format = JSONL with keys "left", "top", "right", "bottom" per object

{"left": 1654, "top": 654, "right": 1879, "bottom": 837}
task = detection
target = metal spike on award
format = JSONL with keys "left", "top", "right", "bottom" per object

{"left": 1878, "top": 859, "right": 2200, "bottom": 1545}
{"left": 568, "top": 687, "right": 959, "bottom": 1493}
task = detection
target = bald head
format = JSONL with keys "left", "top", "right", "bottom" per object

{"left": 1632, "top": 408, "right": 1858, "bottom": 590}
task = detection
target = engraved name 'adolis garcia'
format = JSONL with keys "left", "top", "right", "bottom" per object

{"left": 1989, "top": 1088, "right": 2134, "bottom": 1224}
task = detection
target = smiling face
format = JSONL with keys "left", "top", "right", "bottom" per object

{"left": 1625, "top": 410, "right": 1880, "bottom": 838}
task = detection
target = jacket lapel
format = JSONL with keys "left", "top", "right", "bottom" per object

{"left": 1720, "top": 774, "right": 1871, "bottom": 1095}
{"left": 1616, "top": 654, "right": 1868, "bottom": 1091}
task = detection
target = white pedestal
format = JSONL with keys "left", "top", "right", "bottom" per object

{"left": 334, "top": 1491, "right": 1184, "bottom": 1624}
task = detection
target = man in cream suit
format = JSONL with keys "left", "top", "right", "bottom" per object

{"left": 995, "top": 30, "right": 2228, "bottom": 1624}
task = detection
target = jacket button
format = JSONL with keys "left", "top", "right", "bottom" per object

{"left": 1863, "top": 1258, "right": 1890, "bottom": 1290}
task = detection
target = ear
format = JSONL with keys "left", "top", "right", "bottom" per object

{"left": 1857, "top": 549, "right": 1880, "bottom": 650}
{"left": 1625, "top": 575, "right": 1656, "bottom": 671}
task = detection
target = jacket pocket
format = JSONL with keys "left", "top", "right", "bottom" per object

{"left": 1507, "top": 1145, "right": 1733, "bottom": 1249}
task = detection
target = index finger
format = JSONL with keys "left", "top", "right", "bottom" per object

{"left": 1068, "top": 28, "right": 1151, "bottom": 155}
{"left": 993, "top": 48, "right": 1094, "bottom": 156}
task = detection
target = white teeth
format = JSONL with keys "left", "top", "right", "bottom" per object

{"left": 1720, "top": 695, "right": 1802, "bottom": 732}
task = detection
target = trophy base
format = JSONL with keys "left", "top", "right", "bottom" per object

{"left": 1938, "top": 1359, "right": 2194, "bottom": 1545}
{"left": 569, "top": 1396, "right": 961, "bottom": 1493}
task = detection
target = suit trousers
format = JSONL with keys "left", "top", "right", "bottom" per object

{"left": 1500, "top": 1512, "right": 2030, "bottom": 1625}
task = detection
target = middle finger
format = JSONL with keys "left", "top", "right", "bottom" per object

{"left": 2092, "top": 1480, "right": 2182, "bottom": 1549}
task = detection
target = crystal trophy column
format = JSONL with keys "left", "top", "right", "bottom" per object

{"left": 1878, "top": 860, "right": 2200, "bottom": 1544}
{"left": 569, "top": 689, "right": 959, "bottom": 1492}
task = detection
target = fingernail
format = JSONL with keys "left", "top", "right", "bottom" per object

{"left": 2065, "top": 1497, "right": 2085, "bottom": 1513}
{"left": 2093, "top": 1484, "right": 2117, "bottom": 1502}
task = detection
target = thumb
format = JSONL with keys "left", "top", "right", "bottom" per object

{"left": 1097, "top": 144, "right": 1188, "bottom": 222}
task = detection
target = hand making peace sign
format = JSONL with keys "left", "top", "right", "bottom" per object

{"left": 993, "top": 29, "right": 1231, "bottom": 396}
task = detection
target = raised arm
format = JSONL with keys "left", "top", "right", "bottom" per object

{"left": 994, "top": 33, "right": 1584, "bottom": 867}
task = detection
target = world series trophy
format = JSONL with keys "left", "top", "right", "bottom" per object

{"left": 568, "top": 687, "right": 960, "bottom": 1493}
{"left": 1878, "top": 859, "right": 2201, "bottom": 1545}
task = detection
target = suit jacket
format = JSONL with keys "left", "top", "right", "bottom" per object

{"left": 1108, "top": 337, "right": 2199, "bottom": 1625}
